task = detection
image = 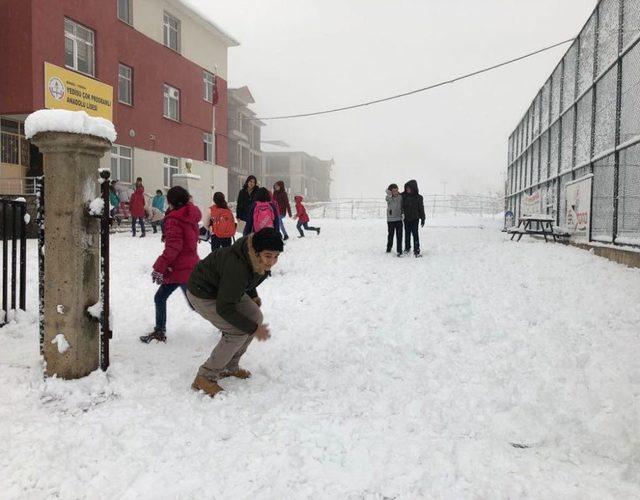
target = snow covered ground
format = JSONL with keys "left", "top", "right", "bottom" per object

{"left": 2, "top": 216, "right": 640, "bottom": 498}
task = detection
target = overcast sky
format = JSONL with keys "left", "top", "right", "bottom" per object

{"left": 186, "top": 0, "right": 597, "bottom": 198}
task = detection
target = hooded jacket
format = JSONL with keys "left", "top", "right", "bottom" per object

{"left": 385, "top": 189, "right": 403, "bottom": 222}
{"left": 129, "top": 186, "right": 146, "bottom": 218}
{"left": 294, "top": 196, "right": 310, "bottom": 223}
{"left": 152, "top": 203, "right": 202, "bottom": 284}
{"left": 272, "top": 181, "right": 292, "bottom": 217}
{"left": 402, "top": 180, "right": 426, "bottom": 223}
{"left": 187, "top": 234, "right": 270, "bottom": 334}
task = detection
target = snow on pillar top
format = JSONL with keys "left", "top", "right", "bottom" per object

{"left": 25, "top": 110, "right": 117, "bottom": 143}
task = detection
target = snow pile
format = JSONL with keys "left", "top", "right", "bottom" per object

{"left": 1, "top": 218, "right": 640, "bottom": 497}
{"left": 87, "top": 301, "right": 102, "bottom": 319}
{"left": 56, "top": 305, "right": 65, "bottom": 315}
{"left": 25, "top": 109, "right": 116, "bottom": 143}
{"left": 88, "top": 198, "right": 104, "bottom": 216}
{"left": 51, "top": 334, "right": 70, "bottom": 353}
{"left": 23, "top": 213, "right": 31, "bottom": 224}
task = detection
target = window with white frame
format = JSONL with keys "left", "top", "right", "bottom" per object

{"left": 111, "top": 145, "right": 133, "bottom": 183}
{"left": 118, "top": 64, "right": 133, "bottom": 105}
{"left": 163, "top": 84, "right": 180, "bottom": 120}
{"left": 117, "top": 0, "right": 132, "bottom": 24}
{"left": 64, "top": 18, "right": 95, "bottom": 76}
{"left": 203, "top": 71, "right": 215, "bottom": 102}
{"left": 163, "top": 156, "right": 179, "bottom": 187}
{"left": 163, "top": 12, "right": 180, "bottom": 52}
{"left": 203, "top": 132, "right": 213, "bottom": 162}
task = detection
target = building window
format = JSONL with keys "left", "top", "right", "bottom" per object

{"left": 118, "top": 64, "right": 133, "bottom": 105}
{"left": 163, "top": 84, "right": 180, "bottom": 121}
{"left": 203, "top": 132, "right": 213, "bottom": 162}
{"left": 64, "top": 18, "right": 95, "bottom": 76}
{"left": 203, "top": 71, "right": 215, "bottom": 102}
{"left": 117, "top": 0, "right": 132, "bottom": 25}
{"left": 163, "top": 12, "right": 180, "bottom": 52}
{"left": 163, "top": 156, "right": 179, "bottom": 187}
{"left": 111, "top": 145, "right": 133, "bottom": 183}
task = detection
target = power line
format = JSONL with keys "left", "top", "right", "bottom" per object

{"left": 256, "top": 37, "right": 576, "bottom": 121}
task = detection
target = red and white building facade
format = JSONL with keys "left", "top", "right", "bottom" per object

{"left": 0, "top": 0, "right": 238, "bottom": 197}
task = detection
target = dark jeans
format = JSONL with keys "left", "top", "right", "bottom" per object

{"left": 210, "top": 235, "right": 232, "bottom": 251}
{"left": 151, "top": 220, "right": 164, "bottom": 234}
{"left": 131, "top": 217, "right": 146, "bottom": 236}
{"left": 297, "top": 221, "right": 319, "bottom": 236}
{"left": 387, "top": 220, "right": 403, "bottom": 253}
{"left": 404, "top": 219, "right": 420, "bottom": 254}
{"left": 154, "top": 283, "right": 191, "bottom": 332}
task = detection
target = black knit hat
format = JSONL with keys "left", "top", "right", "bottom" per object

{"left": 252, "top": 227, "right": 284, "bottom": 253}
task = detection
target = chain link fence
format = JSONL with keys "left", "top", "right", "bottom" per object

{"left": 506, "top": 0, "right": 640, "bottom": 247}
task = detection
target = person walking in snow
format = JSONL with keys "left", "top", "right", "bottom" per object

{"left": 294, "top": 195, "right": 320, "bottom": 237}
{"left": 209, "top": 192, "right": 236, "bottom": 251}
{"left": 272, "top": 181, "right": 292, "bottom": 241}
{"left": 243, "top": 187, "right": 279, "bottom": 236}
{"left": 129, "top": 179, "right": 147, "bottom": 237}
{"left": 140, "top": 186, "right": 201, "bottom": 343}
{"left": 385, "top": 183, "right": 403, "bottom": 256}
{"left": 401, "top": 179, "right": 426, "bottom": 257}
{"left": 187, "top": 227, "right": 283, "bottom": 397}
{"left": 236, "top": 175, "right": 258, "bottom": 224}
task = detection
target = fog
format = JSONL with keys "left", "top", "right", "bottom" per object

{"left": 185, "top": 0, "right": 598, "bottom": 198}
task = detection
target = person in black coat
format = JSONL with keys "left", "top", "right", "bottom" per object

{"left": 236, "top": 175, "right": 258, "bottom": 222}
{"left": 401, "top": 179, "right": 426, "bottom": 257}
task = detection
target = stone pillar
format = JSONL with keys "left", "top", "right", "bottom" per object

{"left": 172, "top": 173, "right": 207, "bottom": 224}
{"left": 30, "top": 132, "right": 111, "bottom": 379}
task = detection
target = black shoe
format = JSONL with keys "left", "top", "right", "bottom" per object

{"left": 140, "top": 331, "right": 166, "bottom": 343}
{"left": 140, "top": 234, "right": 146, "bottom": 238}
{"left": 297, "top": 235, "right": 305, "bottom": 238}
{"left": 386, "top": 249, "right": 391, "bottom": 253}
{"left": 153, "top": 230, "right": 158, "bottom": 234}
{"left": 403, "top": 249, "right": 411, "bottom": 254}
{"left": 414, "top": 252, "right": 422, "bottom": 258}
{"left": 397, "top": 252, "right": 403, "bottom": 257}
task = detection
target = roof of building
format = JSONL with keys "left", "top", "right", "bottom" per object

{"left": 228, "top": 86, "right": 256, "bottom": 105}
{"left": 173, "top": 0, "right": 240, "bottom": 47}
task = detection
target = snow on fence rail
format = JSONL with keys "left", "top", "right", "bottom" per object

{"left": 304, "top": 195, "right": 503, "bottom": 219}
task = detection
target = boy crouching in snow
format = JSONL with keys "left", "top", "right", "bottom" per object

{"left": 186, "top": 227, "right": 284, "bottom": 397}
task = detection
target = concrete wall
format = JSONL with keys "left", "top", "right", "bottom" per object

{"left": 132, "top": 0, "right": 229, "bottom": 79}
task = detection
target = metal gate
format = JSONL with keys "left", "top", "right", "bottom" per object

{"left": 0, "top": 197, "right": 27, "bottom": 326}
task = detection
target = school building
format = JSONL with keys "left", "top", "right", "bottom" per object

{"left": 0, "top": 0, "right": 238, "bottom": 200}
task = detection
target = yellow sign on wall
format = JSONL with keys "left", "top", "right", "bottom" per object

{"left": 44, "top": 62, "right": 113, "bottom": 121}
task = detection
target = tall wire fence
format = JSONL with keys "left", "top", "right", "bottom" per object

{"left": 506, "top": 0, "right": 640, "bottom": 247}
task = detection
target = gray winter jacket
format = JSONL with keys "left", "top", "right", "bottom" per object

{"left": 385, "top": 190, "right": 403, "bottom": 222}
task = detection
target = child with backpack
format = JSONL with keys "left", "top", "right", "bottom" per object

{"left": 294, "top": 195, "right": 321, "bottom": 237}
{"left": 209, "top": 192, "right": 236, "bottom": 250}
{"left": 243, "top": 187, "right": 279, "bottom": 236}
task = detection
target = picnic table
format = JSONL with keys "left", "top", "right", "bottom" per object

{"left": 508, "top": 214, "right": 558, "bottom": 242}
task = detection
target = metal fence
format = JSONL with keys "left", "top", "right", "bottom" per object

{"left": 506, "top": 0, "right": 640, "bottom": 246}
{"left": 0, "top": 177, "right": 39, "bottom": 196}
{"left": 0, "top": 198, "right": 27, "bottom": 326}
{"left": 306, "top": 195, "right": 502, "bottom": 219}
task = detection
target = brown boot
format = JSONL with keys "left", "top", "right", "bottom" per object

{"left": 220, "top": 368, "right": 252, "bottom": 379}
{"left": 191, "top": 375, "right": 224, "bottom": 397}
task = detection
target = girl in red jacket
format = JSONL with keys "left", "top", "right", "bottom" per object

{"left": 140, "top": 186, "right": 202, "bottom": 343}
{"left": 129, "top": 179, "right": 147, "bottom": 237}
{"left": 294, "top": 195, "right": 321, "bottom": 237}
{"left": 209, "top": 192, "right": 236, "bottom": 251}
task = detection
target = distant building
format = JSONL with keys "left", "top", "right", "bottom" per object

{"left": 0, "top": 0, "right": 238, "bottom": 197}
{"left": 226, "top": 86, "right": 264, "bottom": 201}
{"left": 262, "top": 151, "right": 333, "bottom": 201}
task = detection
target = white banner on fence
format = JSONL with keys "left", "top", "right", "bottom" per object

{"left": 522, "top": 190, "right": 542, "bottom": 216}
{"left": 565, "top": 174, "right": 593, "bottom": 240}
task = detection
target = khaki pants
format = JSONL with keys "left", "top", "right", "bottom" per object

{"left": 187, "top": 291, "right": 262, "bottom": 381}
